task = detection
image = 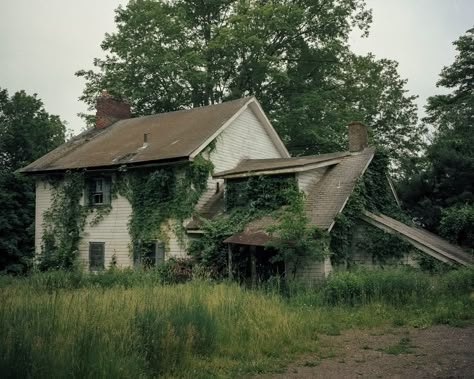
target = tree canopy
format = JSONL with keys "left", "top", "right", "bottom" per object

{"left": 77, "top": 0, "right": 423, "bottom": 165}
{"left": 399, "top": 27, "right": 474, "bottom": 248}
{"left": 0, "top": 88, "right": 66, "bottom": 273}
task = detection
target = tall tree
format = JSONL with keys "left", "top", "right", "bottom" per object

{"left": 399, "top": 27, "right": 474, "bottom": 248}
{"left": 77, "top": 0, "right": 422, "bottom": 165}
{"left": 0, "top": 88, "right": 65, "bottom": 273}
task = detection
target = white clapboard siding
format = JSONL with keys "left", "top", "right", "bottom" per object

{"left": 196, "top": 107, "right": 283, "bottom": 211}
{"left": 79, "top": 194, "right": 132, "bottom": 269}
{"left": 34, "top": 180, "right": 53, "bottom": 256}
{"left": 297, "top": 167, "right": 328, "bottom": 195}
{"left": 164, "top": 221, "right": 189, "bottom": 259}
{"left": 286, "top": 258, "right": 331, "bottom": 284}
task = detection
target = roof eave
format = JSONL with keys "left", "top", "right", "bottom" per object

{"left": 213, "top": 157, "right": 344, "bottom": 179}
{"left": 18, "top": 156, "right": 191, "bottom": 176}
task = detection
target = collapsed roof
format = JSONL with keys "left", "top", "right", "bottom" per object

{"left": 218, "top": 147, "right": 376, "bottom": 244}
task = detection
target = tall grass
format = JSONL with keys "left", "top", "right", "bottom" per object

{"left": 0, "top": 268, "right": 473, "bottom": 378}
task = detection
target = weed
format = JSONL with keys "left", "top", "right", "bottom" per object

{"left": 382, "top": 337, "right": 416, "bottom": 355}
{"left": 0, "top": 268, "right": 473, "bottom": 377}
{"left": 303, "top": 360, "right": 320, "bottom": 367}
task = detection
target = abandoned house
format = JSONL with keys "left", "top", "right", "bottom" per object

{"left": 20, "top": 93, "right": 473, "bottom": 281}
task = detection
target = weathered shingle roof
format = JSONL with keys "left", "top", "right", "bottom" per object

{"left": 306, "top": 147, "right": 375, "bottom": 230}
{"left": 218, "top": 147, "right": 376, "bottom": 245}
{"left": 213, "top": 152, "right": 348, "bottom": 178}
{"left": 223, "top": 216, "right": 277, "bottom": 246}
{"left": 361, "top": 211, "right": 473, "bottom": 266}
{"left": 20, "top": 97, "right": 254, "bottom": 173}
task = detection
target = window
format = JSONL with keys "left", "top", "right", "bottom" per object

{"left": 89, "top": 242, "right": 105, "bottom": 271}
{"left": 86, "top": 177, "right": 111, "bottom": 206}
{"left": 135, "top": 241, "right": 165, "bottom": 268}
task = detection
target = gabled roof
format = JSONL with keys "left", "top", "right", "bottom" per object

{"left": 306, "top": 147, "right": 376, "bottom": 230}
{"left": 20, "top": 97, "right": 288, "bottom": 174}
{"left": 213, "top": 152, "right": 348, "bottom": 179}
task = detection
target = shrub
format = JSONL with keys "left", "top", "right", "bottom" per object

{"left": 156, "top": 258, "right": 193, "bottom": 284}
{"left": 321, "top": 269, "right": 431, "bottom": 306}
{"left": 438, "top": 267, "right": 474, "bottom": 296}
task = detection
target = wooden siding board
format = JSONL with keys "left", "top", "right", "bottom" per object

{"left": 34, "top": 180, "right": 53, "bottom": 256}
{"left": 79, "top": 193, "right": 133, "bottom": 269}
{"left": 196, "top": 107, "right": 283, "bottom": 212}
{"left": 297, "top": 168, "right": 328, "bottom": 195}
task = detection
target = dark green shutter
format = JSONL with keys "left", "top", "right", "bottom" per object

{"left": 84, "top": 179, "right": 90, "bottom": 206}
{"left": 156, "top": 242, "right": 165, "bottom": 265}
{"left": 103, "top": 177, "right": 111, "bottom": 205}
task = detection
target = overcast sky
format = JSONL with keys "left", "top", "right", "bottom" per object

{"left": 1, "top": 0, "right": 472, "bottom": 135}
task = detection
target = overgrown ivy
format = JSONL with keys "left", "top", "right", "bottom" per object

{"left": 188, "top": 174, "right": 321, "bottom": 277}
{"left": 330, "top": 149, "right": 414, "bottom": 266}
{"left": 39, "top": 152, "right": 214, "bottom": 270}
{"left": 39, "top": 171, "right": 88, "bottom": 271}
{"left": 266, "top": 189, "right": 330, "bottom": 279}
{"left": 115, "top": 154, "right": 214, "bottom": 259}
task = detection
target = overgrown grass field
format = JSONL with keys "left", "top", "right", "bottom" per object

{"left": 1, "top": 268, "right": 473, "bottom": 378}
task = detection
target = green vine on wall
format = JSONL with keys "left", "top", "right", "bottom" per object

{"left": 38, "top": 151, "right": 214, "bottom": 270}
{"left": 265, "top": 189, "right": 330, "bottom": 279}
{"left": 115, "top": 154, "right": 214, "bottom": 259}
{"left": 330, "top": 149, "right": 414, "bottom": 266}
{"left": 39, "top": 171, "right": 88, "bottom": 271}
{"left": 188, "top": 174, "right": 307, "bottom": 276}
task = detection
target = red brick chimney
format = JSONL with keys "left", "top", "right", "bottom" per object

{"left": 348, "top": 121, "right": 368, "bottom": 152}
{"left": 95, "top": 90, "right": 131, "bottom": 129}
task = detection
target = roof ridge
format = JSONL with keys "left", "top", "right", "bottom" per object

{"left": 118, "top": 96, "right": 255, "bottom": 123}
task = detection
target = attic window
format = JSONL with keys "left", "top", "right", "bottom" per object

{"left": 87, "top": 177, "right": 111, "bottom": 206}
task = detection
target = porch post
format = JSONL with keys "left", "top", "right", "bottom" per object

{"left": 227, "top": 244, "right": 233, "bottom": 280}
{"left": 250, "top": 245, "right": 257, "bottom": 288}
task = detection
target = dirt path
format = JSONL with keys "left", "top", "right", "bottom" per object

{"left": 257, "top": 325, "right": 474, "bottom": 379}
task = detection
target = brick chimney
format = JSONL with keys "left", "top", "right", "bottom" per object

{"left": 95, "top": 90, "right": 131, "bottom": 129}
{"left": 348, "top": 121, "right": 368, "bottom": 152}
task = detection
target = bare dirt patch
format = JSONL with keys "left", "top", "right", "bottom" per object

{"left": 257, "top": 325, "right": 474, "bottom": 379}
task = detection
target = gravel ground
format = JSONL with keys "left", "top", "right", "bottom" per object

{"left": 256, "top": 325, "right": 474, "bottom": 379}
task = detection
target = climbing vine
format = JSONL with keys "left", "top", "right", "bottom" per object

{"left": 115, "top": 154, "right": 214, "bottom": 260}
{"left": 188, "top": 174, "right": 310, "bottom": 277}
{"left": 265, "top": 189, "right": 330, "bottom": 279}
{"left": 38, "top": 150, "right": 214, "bottom": 270}
{"left": 330, "top": 149, "right": 414, "bottom": 266}
{"left": 39, "top": 171, "right": 88, "bottom": 271}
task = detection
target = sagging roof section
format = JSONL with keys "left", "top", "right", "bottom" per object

{"left": 213, "top": 152, "right": 348, "bottom": 179}
{"left": 21, "top": 96, "right": 288, "bottom": 174}
{"left": 219, "top": 147, "right": 376, "bottom": 245}
{"left": 223, "top": 216, "right": 277, "bottom": 246}
{"left": 361, "top": 211, "right": 473, "bottom": 266}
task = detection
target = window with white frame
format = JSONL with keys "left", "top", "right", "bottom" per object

{"left": 87, "top": 176, "right": 111, "bottom": 206}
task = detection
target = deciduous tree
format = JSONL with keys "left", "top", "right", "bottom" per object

{"left": 0, "top": 88, "right": 65, "bottom": 272}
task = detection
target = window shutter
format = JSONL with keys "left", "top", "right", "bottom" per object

{"left": 84, "top": 180, "right": 90, "bottom": 206}
{"left": 103, "top": 177, "right": 111, "bottom": 205}
{"left": 156, "top": 242, "right": 165, "bottom": 265}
